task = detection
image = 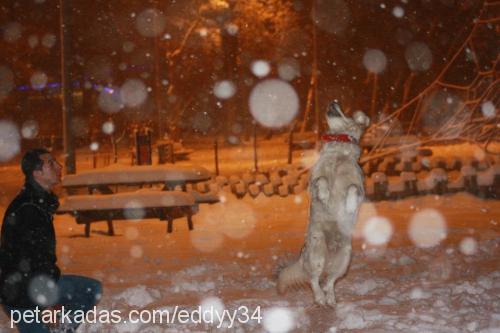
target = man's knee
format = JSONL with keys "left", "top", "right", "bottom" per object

{"left": 85, "top": 278, "right": 103, "bottom": 302}
{"left": 60, "top": 275, "right": 103, "bottom": 303}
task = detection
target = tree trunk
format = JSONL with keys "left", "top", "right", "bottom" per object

{"left": 59, "top": 0, "right": 75, "bottom": 174}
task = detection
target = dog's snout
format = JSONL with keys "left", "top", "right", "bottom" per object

{"left": 327, "top": 101, "right": 343, "bottom": 118}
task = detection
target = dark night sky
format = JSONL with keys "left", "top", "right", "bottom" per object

{"left": 0, "top": 0, "right": 495, "bottom": 141}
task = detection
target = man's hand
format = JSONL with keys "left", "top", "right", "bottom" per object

{"left": 43, "top": 304, "right": 63, "bottom": 330}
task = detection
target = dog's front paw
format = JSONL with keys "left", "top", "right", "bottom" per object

{"left": 314, "top": 293, "right": 327, "bottom": 306}
{"left": 345, "top": 185, "right": 360, "bottom": 214}
{"left": 313, "top": 177, "right": 329, "bottom": 204}
{"left": 312, "top": 288, "right": 327, "bottom": 305}
{"left": 326, "top": 292, "right": 337, "bottom": 307}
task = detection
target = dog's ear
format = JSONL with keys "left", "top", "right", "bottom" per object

{"left": 353, "top": 111, "right": 370, "bottom": 128}
{"left": 312, "top": 177, "right": 329, "bottom": 204}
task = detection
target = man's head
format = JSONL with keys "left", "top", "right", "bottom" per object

{"left": 21, "top": 148, "right": 62, "bottom": 191}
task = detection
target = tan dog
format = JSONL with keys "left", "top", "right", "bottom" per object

{"left": 278, "top": 101, "right": 370, "bottom": 306}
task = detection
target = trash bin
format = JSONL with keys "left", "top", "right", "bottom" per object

{"left": 158, "top": 140, "right": 175, "bottom": 164}
{"left": 135, "top": 129, "right": 152, "bottom": 165}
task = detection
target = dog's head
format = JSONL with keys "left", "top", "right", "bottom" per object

{"left": 325, "top": 101, "right": 370, "bottom": 142}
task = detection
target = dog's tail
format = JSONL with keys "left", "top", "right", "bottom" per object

{"left": 277, "top": 260, "right": 307, "bottom": 294}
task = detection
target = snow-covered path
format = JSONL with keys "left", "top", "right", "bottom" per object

{"left": 0, "top": 142, "right": 499, "bottom": 332}
{"left": 1, "top": 189, "right": 497, "bottom": 332}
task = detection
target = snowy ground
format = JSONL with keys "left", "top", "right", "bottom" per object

{"left": 0, "top": 142, "right": 499, "bottom": 332}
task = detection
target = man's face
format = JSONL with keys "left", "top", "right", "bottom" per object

{"left": 33, "top": 153, "right": 62, "bottom": 190}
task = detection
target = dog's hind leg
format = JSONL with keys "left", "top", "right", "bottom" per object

{"left": 304, "top": 231, "right": 327, "bottom": 305}
{"left": 323, "top": 245, "right": 352, "bottom": 307}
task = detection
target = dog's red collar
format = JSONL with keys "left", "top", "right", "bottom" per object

{"left": 321, "top": 133, "right": 357, "bottom": 144}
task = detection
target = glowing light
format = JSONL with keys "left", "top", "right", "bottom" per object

{"left": 30, "top": 71, "right": 48, "bottom": 90}
{"left": 363, "top": 49, "right": 387, "bottom": 74}
{"left": 225, "top": 23, "right": 239, "bottom": 36}
{"left": 120, "top": 79, "right": 148, "bottom": 108}
{"left": 21, "top": 120, "right": 39, "bottom": 139}
{"left": 41, "top": 33, "right": 56, "bottom": 48}
{"left": 28, "top": 275, "right": 58, "bottom": 306}
{"left": 190, "top": 228, "right": 224, "bottom": 253}
{"left": 249, "top": 79, "right": 299, "bottom": 128}
{"left": 213, "top": 80, "right": 236, "bottom": 99}
{"left": 405, "top": 42, "right": 433, "bottom": 72}
{"left": 98, "top": 86, "right": 123, "bottom": 113}
{"left": 198, "top": 27, "right": 208, "bottom": 37}
{"left": 0, "top": 120, "right": 21, "bottom": 162}
{"left": 481, "top": 101, "right": 496, "bottom": 118}
{"left": 459, "top": 237, "right": 478, "bottom": 256}
{"left": 130, "top": 245, "right": 143, "bottom": 258}
{"left": 3, "top": 22, "right": 22, "bottom": 43}
{"left": 89, "top": 142, "right": 99, "bottom": 151}
{"left": 124, "top": 200, "right": 146, "bottom": 220}
{"left": 262, "top": 307, "right": 295, "bottom": 333}
{"left": 278, "top": 58, "right": 300, "bottom": 81}
{"left": 199, "top": 297, "right": 225, "bottom": 324}
{"left": 136, "top": 8, "right": 166, "bottom": 37}
{"left": 392, "top": 6, "right": 405, "bottom": 18}
{"left": 362, "top": 216, "right": 393, "bottom": 245}
{"left": 408, "top": 209, "right": 447, "bottom": 248}
{"left": 251, "top": 60, "right": 271, "bottom": 78}
{"left": 102, "top": 120, "right": 115, "bottom": 135}
{"left": 219, "top": 201, "right": 256, "bottom": 239}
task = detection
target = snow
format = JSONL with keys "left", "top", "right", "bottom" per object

{"left": 250, "top": 60, "right": 271, "bottom": 78}
{"left": 58, "top": 190, "right": 195, "bottom": 211}
{"left": 62, "top": 164, "right": 211, "bottom": 187}
{"left": 102, "top": 120, "right": 115, "bottom": 135}
{"left": 120, "top": 79, "right": 148, "bottom": 108}
{"left": 392, "top": 6, "right": 405, "bottom": 18}
{"left": 248, "top": 79, "right": 299, "bottom": 128}
{"left": 405, "top": 42, "right": 433, "bottom": 71}
{"left": 478, "top": 165, "right": 500, "bottom": 186}
{"left": 417, "top": 169, "right": 448, "bottom": 191}
{"left": 213, "top": 80, "right": 237, "bottom": 100}
{"left": 388, "top": 178, "right": 405, "bottom": 192}
{"left": 30, "top": 71, "right": 48, "bottom": 90}
{"left": 0, "top": 120, "right": 20, "bottom": 162}
{"left": 21, "top": 120, "right": 39, "bottom": 139}
{"left": 408, "top": 208, "right": 447, "bottom": 248}
{"left": 0, "top": 142, "right": 498, "bottom": 332}
{"left": 135, "top": 8, "right": 166, "bottom": 38}
{"left": 114, "top": 285, "right": 156, "bottom": 308}
{"left": 262, "top": 307, "right": 295, "bottom": 333}
{"left": 98, "top": 88, "right": 123, "bottom": 114}
{"left": 363, "top": 49, "right": 387, "bottom": 74}
{"left": 362, "top": 216, "right": 393, "bottom": 246}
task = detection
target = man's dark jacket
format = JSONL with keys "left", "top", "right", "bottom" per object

{"left": 0, "top": 179, "right": 60, "bottom": 308}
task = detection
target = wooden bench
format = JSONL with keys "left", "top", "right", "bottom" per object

{"left": 57, "top": 190, "right": 200, "bottom": 237}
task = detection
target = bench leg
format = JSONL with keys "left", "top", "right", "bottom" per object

{"left": 167, "top": 217, "right": 173, "bottom": 233}
{"left": 85, "top": 223, "right": 90, "bottom": 237}
{"left": 187, "top": 213, "right": 194, "bottom": 231}
{"left": 107, "top": 218, "right": 115, "bottom": 236}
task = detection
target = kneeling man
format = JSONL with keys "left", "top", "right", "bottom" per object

{"left": 0, "top": 148, "right": 102, "bottom": 332}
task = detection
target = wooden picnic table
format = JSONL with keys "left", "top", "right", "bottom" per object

{"left": 62, "top": 164, "right": 212, "bottom": 193}
{"left": 57, "top": 164, "right": 217, "bottom": 237}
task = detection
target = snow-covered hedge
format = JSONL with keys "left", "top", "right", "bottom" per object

{"left": 195, "top": 161, "right": 499, "bottom": 201}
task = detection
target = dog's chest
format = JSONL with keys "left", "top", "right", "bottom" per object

{"left": 311, "top": 152, "right": 359, "bottom": 181}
